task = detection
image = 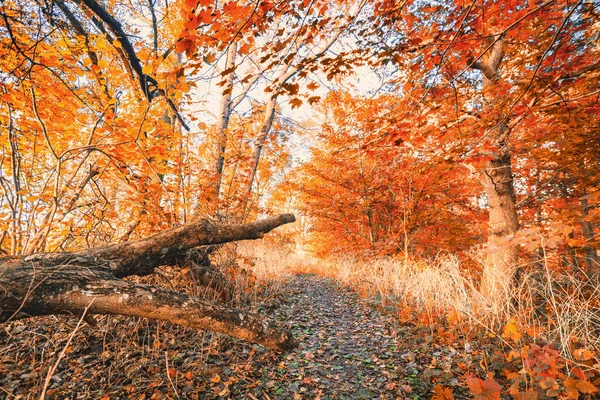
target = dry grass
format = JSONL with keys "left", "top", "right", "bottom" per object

{"left": 274, "top": 247, "right": 600, "bottom": 357}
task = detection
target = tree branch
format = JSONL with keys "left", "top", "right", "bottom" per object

{"left": 0, "top": 214, "right": 297, "bottom": 351}
{"left": 0, "top": 262, "right": 296, "bottom": 351}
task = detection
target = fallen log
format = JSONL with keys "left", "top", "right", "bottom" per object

{"left": 0, "top": 214, "right": 297, "bottom": 351}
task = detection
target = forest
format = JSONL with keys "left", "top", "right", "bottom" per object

{"left": 0, "top": 0, "right": 599, "bottom": 398}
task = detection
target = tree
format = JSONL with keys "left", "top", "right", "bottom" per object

{"left": 180, "top": 0, "right": 368, "bottom": 219}
{"left": 0, "top": 214, "right": 297, "bottom": 351}
{"left": 0, "top": 0, "right": 297, "bottom": 350}
{"left": 280, "top": 91, "right": 481, "bottom": 258}
{"left": 366, "top": 0, "right": 600, "bottom": 295}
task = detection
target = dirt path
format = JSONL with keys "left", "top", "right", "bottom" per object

{"left": 255, "top": 273, "right": 423, "bottom": 399}
{"left": 2, "top": 274, "right": 465, "bottom": 399}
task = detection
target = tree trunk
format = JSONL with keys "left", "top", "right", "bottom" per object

{"left": 580, "top": 196, "right": 598, "bottom": 276}
{"left": 477, "top": 148, "right": 519, "bottom": 295}
{"left": 472, "top": 36, "right": 520, "bottom": 298}
{"left": 0, "top": 214, "right": 297, "bottom": 351}
{"left": 214, "top": 43, "right": 237, "bottom": 197}
{"left": 238, "top": 97, "right": 277, "bottom": 218}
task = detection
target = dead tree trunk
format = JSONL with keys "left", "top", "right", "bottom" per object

{"left": 0, "top": 214, "right": 297, "bottom": 351}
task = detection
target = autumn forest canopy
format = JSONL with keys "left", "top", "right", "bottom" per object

{"left": 1, "top": 0, "right": 600, "bottom": 397}
{"left": 2, "top": 0, "right": 599, "bottom": 282}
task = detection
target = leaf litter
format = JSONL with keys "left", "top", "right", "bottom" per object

{"left": 1, "top": 274, "right": 502, "bottom": 399}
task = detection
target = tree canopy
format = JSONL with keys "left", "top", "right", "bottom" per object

{"left": 1, "top": 0, "right": 599, "bottom": 299}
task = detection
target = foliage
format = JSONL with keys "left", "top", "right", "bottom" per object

{"left": 1, "top": 0, "right": 599, "bottom": 396}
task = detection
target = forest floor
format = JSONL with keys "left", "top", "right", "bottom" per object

{"left": 1, "top": 274, "right": 514, "bottom": 399}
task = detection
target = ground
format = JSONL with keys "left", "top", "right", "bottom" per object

{"left": 1, "top": 274, "right": 496, "bottom": 399}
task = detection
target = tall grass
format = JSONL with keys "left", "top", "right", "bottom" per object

{"left": 266, "top": 248, "right": 599, "bottom": 356}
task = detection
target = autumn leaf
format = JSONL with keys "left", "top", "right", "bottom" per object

{"left": 466, "top": 374, "right": 502, "bottom": 400}
{"left": 176, "top": 39, "right": 195, "bottom": 57}
{"left": 513, "top": 392, "right": 538, "bottom": 400}
{"left": 308, "top": 96, "right": 320, "bottom": 105}
{"left": 571, "top": 367, "right": 585, "bottom": 380}
{"left": 289, "top": 98, "right": 303, "bottom": 109}
{"left": 502, "top": 317, "right": 522, "bottom": 342}
{"left": 573, "top": 348, "right": 594, "bottom": 361}
{"left": 564, "top": 377, "right": 579, "bottom": 399}
{"left": 432, "top": 384, "right": 454, "bottom": 400}
{"left": 576, "top": 380, "right": 598, "bottom": 394}
{"left": 302, "top": 377, "right": 317, "bottom": 385}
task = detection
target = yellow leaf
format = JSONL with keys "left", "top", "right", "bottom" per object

{"left": 210, "top": 374, "right": 221, "bottom": 383}
{"left": 98, "top": 59, "right": 108, "bottom": 69}
{"left": 142, "top": 64, "right": 153, "bottom": 74}
{"left": 113, "top": 40, "right": 122, "bottom": 48}
{"left": 502, "top": 317, "right": 522, "bottom": 342}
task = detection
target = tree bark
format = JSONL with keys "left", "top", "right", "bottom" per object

{"left": 214, "top": 43, "right": 237, "bottom": 196}
{"left": 580, "top": 196, "right": 598, "bottom": 276}
{"left": 472, "top": 36, "right": 520, "bottom": 297}
{"left": 0, "top": 214, "right": 297, "bottom": 351}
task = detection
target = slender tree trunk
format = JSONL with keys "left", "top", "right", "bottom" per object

{"left": 237, "top": 98, "right": 277, "bottom": 219}
{"left": 580, "top": 196, "right": 598, "bottom": 276}
{"left": 214, "top": 43, "right": 237, "bottom": 197}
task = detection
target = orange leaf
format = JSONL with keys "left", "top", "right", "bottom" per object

{"left": 571, "top": 367, "right": 585, "bottom": 380}
{"left": 576, "top": 380, "right": 598, "bottom": 394}
{"left": 573, "top": 348, "right": 594, "bottom": 361}
{"left": 432, "top": 384, "right": 454, "bottom": 400}
{"left": 466, "top": 374, "right": 502, "bottom": 400}
{"left": 289, "top": 98, "right": 303, "bottom": 109}
{"left": 564, "top": 377, "right": 579, "bottom": 399}
{"left": 513, "top": 392, "right": 538, "bottom": 400}
{"left": 302, "top": 377, "right": 317, "bottom": 385}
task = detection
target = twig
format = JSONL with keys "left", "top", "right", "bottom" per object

{"left": 164, "top": 351, "right": 180, "bottom": 399}
{"left": 39, "top": 299, "right": 95, "bottom": 400}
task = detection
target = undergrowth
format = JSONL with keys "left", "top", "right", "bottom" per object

{"left": 250, "top": 242, "right": 600, "bottom": 399}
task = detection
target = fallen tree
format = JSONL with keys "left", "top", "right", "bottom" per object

{"left": 0, "top": 214, "right": 297, "bottom": 351}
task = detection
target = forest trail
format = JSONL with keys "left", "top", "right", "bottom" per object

{"left": 2, "top": 274, "right": 470, "bottom": 399}
{"left": 256, "top": 273, "right": 424, "bottom": 399}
